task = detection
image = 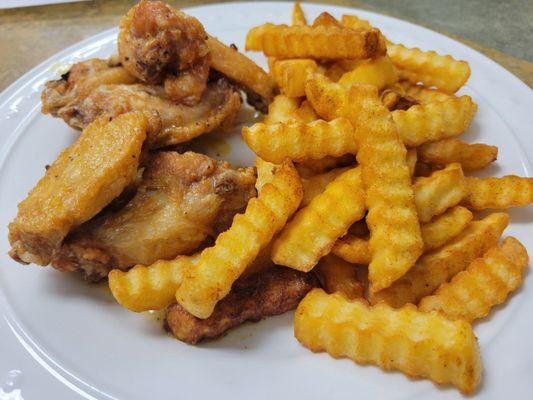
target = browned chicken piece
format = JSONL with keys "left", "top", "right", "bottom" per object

{"left": 42, "top": 72, "right": 241, "bottom": 147}
{"left": 118, "top": 0, "right": 210, "bottom": 104}
{"left": 165, "top": 267, "right": 318, "bottom": 344}
{"left": 206, "top": 36, "right": 275, "bottom": 112}
{"left": 8, "top": 112, "right": 148, "bottom": 266}
{"left": 41, "top": 58, "right": 138, "bottom": 115}
{"left": 51, "top": 151, "right": 256, "bottom": 281}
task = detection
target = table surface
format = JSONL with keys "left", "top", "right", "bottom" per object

{"left": 0, "top": 0, "right": 532, "bottom": 92}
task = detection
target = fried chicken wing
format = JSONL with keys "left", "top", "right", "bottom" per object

{"left": 43, "top": 73, "right": 241, "bottom": 147}
{"left": 118, "top": 0, "right": 210, "bottom": 104}
{"left": 165, "top": 267, "right": 318, "bottom": 344}
{"left": 41, "top": 58, "right": 138, "bottom": 115}
{"left": 51, "top": 151, "right": 256, "bottom": 281}
{"left": 8, "top": 112, "right": 148, "bottom": 266}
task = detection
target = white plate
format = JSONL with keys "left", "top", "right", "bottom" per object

{"left": 1, "top": 2, "right": 532, "bottom": 399}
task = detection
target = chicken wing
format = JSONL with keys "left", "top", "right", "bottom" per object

{"left": 118, "top": 0, "right": 210, "bottom": 104}
{"left": 51, "top": 151, "right": 256, "bottom": 281}
{"left": 8, "top": 112, "right": 148, "bottom": 266}
{"left": 118, "top": 0, "right": 274, "bottom": 110}
{"left": 165, "top": 267, "right": 318, "bottom": 344}
{"left": 42, "top": 68, "right": 242, "bottom": 147}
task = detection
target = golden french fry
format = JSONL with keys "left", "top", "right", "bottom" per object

{"left": 272, "top": 167, "right": 365, "bottom": 271}
{"left": 333, "top": 206, "right": 474, "bottom": 264}
{"left": 414, "top": 163, "right": 466, "bottom": 223}
{"left": 418, "top": 139, "right": 498, "bottom": 171}
{"left": 392, "top": 95, "right": 477, "bottom": 147}
{"left": 406, "top": 148, "right": 417, "bottom": 177}
{"left": 246, "top": 24, "right": 386, "bottom": 60}
{"left": 306, "top": 74, "right": 476, "bottom": 147}
{"left": 372, "top": 212, "right": 509, "bottom": 307}
{"left": 350, "top": 84, "right": 423, "bottom": 292}
{"left": 296, "top": 154, "right": 355, "bottom": 177}
{"left": 175, "top": 161, "right": 303, "bottom": 318}
{"left": 264, "top": 95, "right": 300, "bottom": 125}
{"left": 387, "top": 43, "right": 471, "bottom": 93}
{"left": 419, "top": 237, "right": 529, "bottom": 321}
{"left": 8, "top": 113, "right": 147, "bottom": 265}
{"left": 242, "top": 118, "right": 356, "bottom": 163}
{"left": 403, "top": 84, "right": 451, "bottom": 103}
{"left": 292, "top": 0, "right": 307, "bottom": 26}
{"left": 108, "top": 255, "right": 199, "bottom": 312}
{"left": 314, "top": 255, "right": 364, "bottom": 299}
{"left": 294, "top": 100, "right": 319, "bottom": 123}
{"left": 254, "top": 157, "right": 277, "bottom": 192}
{"left": 462, "top": 176, "right": 533, "bottom": 210}
{"left": 295, "top": 289, "right": 482, "bottom": 394}
{"left": 338, "top": 56, "right": 398, "bottom": 91}
{"left": 421, "top": 206, "right": 474, "bottom": 252}
{"left": 301, "top": 167, "right": 350, "bottom": 207}
{"left": 332, "top": 234, "right": 370, "bottom": 265}
{"left": 340, "top": 14, "right": 373, "bottom": 30}
{"left": 312, "top": 12, "right": 343, "bottom": 28}
{"left": 272, "top": 59, "right": 318, "bottom": 97}
{"left": 305, "top": 73, "right": 350, "bottom": 120}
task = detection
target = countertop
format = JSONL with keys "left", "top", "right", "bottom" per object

{"left": 0, "top": 0, "right": 532, "bottom": 91}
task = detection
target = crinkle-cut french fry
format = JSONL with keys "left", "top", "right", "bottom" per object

{"left": 333, "top": 206, "right": 473, "bottom": 264}
{"left": 387, "top": 43, "right": 471, "bottom": 93}
{"left": 372, "top": 212, "right": 509, "bottom": 307}
{"left": 108, "top": 255, "right": 199, "bottom": 312}
{"left": 462, "top": 176, "right": 533, "bottom": 210}
{"left": 254, "top": 157, "right": 277, "bottom": 193}
{"left": 264, "top": 95, "right": 300, "bottom": 125}
{"left": 294, "top": 100, "right": 319, "bottom": 123}
{"left": 175, "top": 161, "right": 303, "bottom": 318}
{"left": 295, "top": 289, "right": 482, "bottom": 394}
{"left": 242, "top": 118, "right": 356, "bottom": 164}
{"left": 421, "top": 206, "right": 473, "bottom": 252}
{"left": 406, "top": 149, "right": 417, "bottom": 177}
{"left": 292, "top": 0, "right": 307, "bottom": 26}
{"left": 341, "top": 14, "right": 373, "bottom": 30}
{"left": 417, "top": 139, "right": 498, "bottom": 172}
{"left": 332, "top": 234, "right": 371, "bottom": 265}
{"left": 301, "top": 167, "right": 350, "bottom": 207}
{"left": 246, "top": 24, "right": 387, "bottom": 60}
{"left": 414, "top": 163, "right": 466, "bottom": 223}
{"left": 349, "top": 84, "right": 423, "bottom": 292}
{"left": 403, "top": 84, "right": 452, "bottom": 103}
{"left": 338, "top": 56, "right": 398, "bottom": 91}
{"left": 272, "top": 167, "right": 365, "bottom": 271}
{"left": 296, "top": 153, "right": 355, "bottom": 178}
{"left": 312, "top": 12, "right": 343, "bottom": 28}
{"left": 419, "top": 237, "right": 528, "bottom": 322}
{"left": 306, "top": 74, "right": 476, "bottom": 147}
{"left": 392, "top": 95, "right": 477, "bottom": 147}
{"left": 305, "top": 73, "right": 350, "bottom": 121}
{"left": 272, "top": 59, "right": 318, "bottom": 97}
{"left": 315, "top": 255, "right": 364, "bottom": 299}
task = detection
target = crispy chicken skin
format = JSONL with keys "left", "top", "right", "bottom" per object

{"left": 118, "top": 0, "right": 210, "bottom": 104}
{"left": 8, "top": 113, "right": 148, "bottom": 266}
{"left": 42, "top": 66, "right": 241, "bottom": 148}
{"left": 41, "top": 58, "right": 138, "bottom": 116}
{"left": 51, "top": 151, "right": 256, "bottom": 281}
{"left": 165, "top": 267, "right": 318, "bottom": 344}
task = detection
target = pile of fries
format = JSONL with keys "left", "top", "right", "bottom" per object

{"left": 107, "top": 2, "right": 532, "bottom": 394}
